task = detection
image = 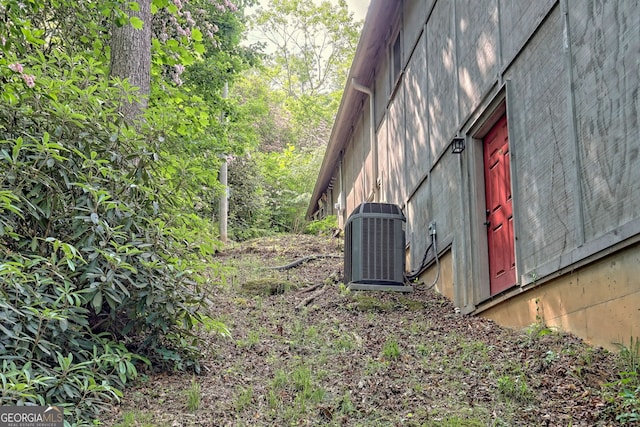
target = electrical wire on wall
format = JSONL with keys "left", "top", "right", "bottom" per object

{"left": 405, "top": 229, "right": 440, "bottom": 290}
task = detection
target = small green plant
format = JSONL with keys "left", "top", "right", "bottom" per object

{"left": 186, "top": 378, "right": 201, "bottom": 412}
{"left": 524, "top": 297, "right": 555, "bottom": 340}
{"left": 337, "top": 282, "right": 351, "bottom": 296}
{"left": 615, "top": 337, "right": 640, "bottom": 377}
{"left": 292, "top": 365, "right": 312, "bottom": 393}
{"left": 235, "top": 386, "right": 254, "bottom": 412}
{"left": 333, "top": 333, "right": 356, "bottom": 352}
{"left": 364, "top": 357, "right": 388, "bottom": 375}
{"left": 497, "top": 375, "right": 533, "bottom": 403}
{"left": 616, "top": 385, "right": 640, "bottom": 424}
{"left": 113, "top": 411, "right": 159, "bottom": 427}
{"left": 238, "top": 330, "right": 261, "bottom": 348}
{"left": 382, "top": 338, "right": 401, "bottom": 360}
{"left": 609, "top": 337, "right": 640, "bottom": 423}
{"left": 267, "top": 389, "right": 280, "bottom": 411}
{"left": 416, "top": 343, "right": 431, "bottom": 357}
{"left": 543, "top": 350, "right": 559, "bottom": 366}
{"left": 270, "top": 369, "right": 289, "bottom": 391}
{"left": 337, "top": 391, "right": 356, "bottom": 415}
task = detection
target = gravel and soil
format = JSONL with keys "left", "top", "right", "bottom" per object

{"left": 105, "top": 234, "right": 634, "bottom": 426}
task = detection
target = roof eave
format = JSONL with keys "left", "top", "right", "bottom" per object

{"left": 306, "top": 0, "right": 398, "bottom": 219}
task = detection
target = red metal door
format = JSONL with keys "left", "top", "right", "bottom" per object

{"left": 483, "top": 115, "right": 516, "bottom": 295}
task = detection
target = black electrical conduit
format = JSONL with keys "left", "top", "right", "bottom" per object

{"left": 405, "top": 234, "right": 440, "bottom": 290}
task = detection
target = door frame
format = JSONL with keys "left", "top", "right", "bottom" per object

{"left": 466, "top": 87, "right": 521, "bottom": 304}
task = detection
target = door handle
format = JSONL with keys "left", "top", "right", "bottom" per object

{"left": 484, "top": 221, "right": 491, "bottom": 227}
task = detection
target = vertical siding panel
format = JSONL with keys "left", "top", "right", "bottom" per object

{"left": 375, "top": 59, "right": 390, "bottom": 128}
{"left": 360, "top": 103, "right": 373, "bottom": 200}
{"left": 345, "top": 136, "right": 356, "bottom": 215}
{"left": 571, "top": 1, "right": 640, "bottom": 240}
{"left": 403, "top": 0, "right": 428, "bottom": 59}
{"left": 388, "top": 89, "right": 406, "bottom": 205}
{"left": 499, "top": 0, "right": 558, "bottom": 68}
{"left": 404, "top": 32, "right": 429, "bottom": 193}
{"left": 427, "top": 0, "right": 457, "bottom": 159}
{"left": 504, "top": 6, "right": 578, "bottom": 274}
{"left": 456, "top": 0, "right": 500, "bottom": 121}
{"left": 378, "top": 116, "right": 390, "bottom": 202}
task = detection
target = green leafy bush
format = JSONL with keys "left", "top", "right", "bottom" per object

{"left": 0, "top": 52, "right": 213, "bottom": 423}
{"left": 304, "top": 215, "right": 338, "bottom": 236}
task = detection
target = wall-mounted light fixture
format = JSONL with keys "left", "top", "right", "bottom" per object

{"left": 451, "top": 137, "right": 465, "bottom": 154}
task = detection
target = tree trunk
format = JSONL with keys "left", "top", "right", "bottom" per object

{"left": 109, "top": 0, "right": 152, "bottom": 123}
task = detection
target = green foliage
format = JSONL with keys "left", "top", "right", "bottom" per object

{"left": 234, "top": 386, "right": 254, "bottom": 412}
{"left": 0, "top": 51, "right": 218, "bottom": 420}
{"left": 616, "top": 337, "right": 640, "bottom": 377}
{"left": 607, "top": 337, "right": 640, "bottom": 423}
{"left": 186, "top": 378, "right": 201, "bottom": 412}
{"left": 113, "top": 410, "right": 163, "bottom": 427}
{"left": 496, "top": 374, "right": 533, "bottom": 403}
{"left": 381, "top": 338, "right": 401, "bottom": 360}
{"left": 252, "top": 0, "right": 360, "bottom": 98}
{"left": 0, "top": 0, "right": 254, "bottom": 416}
{"left": 257, "top": 145, "right": 323, "bottom": 233}
{"left": 224, "top": 0, "right": 361, "bottom": 237}
{"left": 304, "top": 215, "right": 337, "bottom": 235}
{"left": 227, "top": 155, "right": 271, "bottom": 241}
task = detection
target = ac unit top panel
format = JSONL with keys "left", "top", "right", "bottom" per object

{"left": 347, "top": 202, "right": 405, "bottom": 223}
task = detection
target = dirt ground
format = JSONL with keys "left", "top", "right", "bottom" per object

{"left": 105, "top": 234, "right": 633, "bottom": 426}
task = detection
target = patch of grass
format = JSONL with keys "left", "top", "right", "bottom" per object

{"left": 608, "top": 337, "right": 640, "bottom": 423}
{"left": 337, "top": 391, "right": 357, "bottom": 415}
{"left": 615, "top": 336, "right": 640, "bottom": 377}
{"left": 348, "top": 293, "right": 395, "bottom": 312}
{"left": 332, "top": 332, "right": 356, "bottom": 352}
{"left": 271, "top": 369, "right": 288, "bottom": 391}
{"left": 420, "top": 415, "right": 486, "bottom": 426}
{"left": 497, "top": 374, "right": 533, "bottom": 403}
{"left": 113, "top": 411, "right": 163, "bottom": 427}
{"left": 382, "top": 337, "right": 401, "bottom": 360}
{"left": 408, "top": 320, "right": 432, "bottom": 334}
{"left": 234, "top": 386, "right": 254, "bottom": 412}
{"left": 186, "top": 378, "right": 201, "bottom": 412}
{"left": 364, "top": 356, "right": 388, "bottom": 375}
{"left": 416, "top": 342, "right": 431, "bottom": 356}
{"left": 237, "top": 329, "right": 261, "bottom": 348}
{"left": 292, "top": 364, "right": 313, "bottom": 394}
{"left": 397, "top": 296, "right": 424, "bottom": 311}
{"left": 337, "top": 282, "right": 351, "bottom": 296}
{"left": 267, "top": 389, "right": 280, "bottom": 411}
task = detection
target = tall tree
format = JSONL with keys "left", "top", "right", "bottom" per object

{"left": 253, "top": 0, "right": 359, "bottom": 97}
{"left": 251, "top": 0, "right": 360, "bottom": 148}
{"left": 110, "top": 0, "right": 153, "bottom": 122}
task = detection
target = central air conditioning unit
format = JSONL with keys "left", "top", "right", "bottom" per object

{"left": 344, "top": 202, "right": 412, "bottom": 292}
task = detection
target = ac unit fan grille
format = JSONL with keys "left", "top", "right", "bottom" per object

{"left": 362, "top": 217, "right": 396, "bottom": 281}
